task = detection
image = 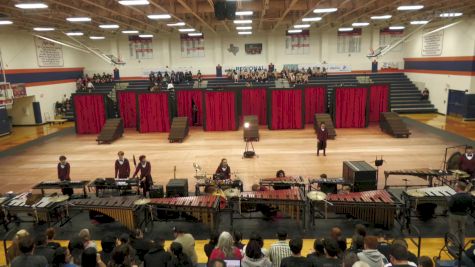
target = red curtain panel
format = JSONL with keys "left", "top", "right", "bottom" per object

{"left": 74, "top": 94, "right": 106, "bottom": 134}
{"left": 241, "top": 88, "right": 267, "bottom": 125}
{"left": 176, "top": 90, "right": 203, "bottom": 126}
{"left": 304, "top": 87, "right": 326, "bottom": 124}
{"left": 369, "top": 84, "right": 389, "bottom": 122}
{"left": 205, "top": 91, "right": 236, "bottom": 131}
{"left": 271, "top": 90, "right": 303, "bottom": 130}
{"left": 138, "top": 93, "right": 170, "bottom": 133}
{"left": 117, "top": 91, "right": 137, "bottom": 128}
{"left": 335, "top": 88, "right": 368, "bottom": 128}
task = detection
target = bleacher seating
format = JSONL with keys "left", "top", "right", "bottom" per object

{"left": 93, "top": 82, "right": 115, "bottom": 94}
{"left": 168, "top": 117, "right": 189, "bottom": 143}
{"left": 126, "top": 80, "right": 150, "bottom": 91}
{"left": 380, "top": 112, "right": 411, "bottom": 138}
{"left": 314, "top": 113, "right": 336, "bottom": 139}
{"left": 96, "top": 118, "right": 124, "bottom": 144}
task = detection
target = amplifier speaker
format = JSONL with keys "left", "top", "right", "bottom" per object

{"left": 243, "top": 151, "right": 255, "bottom": 158}
{"left": 214, "top": 1, "right": 226, "bottom": 20}
{"left": 166, "top": 179, "right": 188, "bottom": 197}
{"left": 225, "top": 1, "right": 236, "bottom": 20}
{"left": 150, "top": 185, "right": 164, "bottom": 198}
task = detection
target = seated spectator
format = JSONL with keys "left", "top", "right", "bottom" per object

{"left": 131, "top": 229, "right": 151, "bottom": 263}
{"left": 33, "top": 233, "right": 55, "bottom": 264}
{"left": 280, "top": 238, "right": 311, "bottom": 267}
{"left": 357, "top": 236, "right": 388, "bottom": 267}
{"left": 205, "top": 232, "right": 220, "bottom": 260}
{"left": 209, "top": 259, "right": 227, "bottom": 267}
{"left": 355, "top": 224, "right": 367, "bottom": 237}
{"left": 310, "top": 238, "right": 341, "bottom": 267}
{"left": 353, "top": 261, "right": 371, "bottom": 267}
{"left": 82, "top": 247, "right": 106, "bottom": 267}
{"left": 417, "top": 256, "right": 433, "bottom": 267}
{"left": 342, "top": 252, "right": 359, "bottom": 267}
{"left": 391, "top": 239, "right": 417, "bottom": 264}
{"left": 79, "top": 229, "right": 96, "bottom": 249}
{"left": 269, "top": 231, "right": 292, "bottom": 267}
{"left": 376, "top": 231, "right": 391, "bottom": 260}
{"left": 52, "top": 247, "right": 76, "bottom": 267}
{"left": 7, "top": 229, "right": 30, "bottom": 263}
{"left": 386, "top": 244, "right": 415, "bottom": 267}
{"left": 210, "top": 231, "right": 242, "bottom": 260}
{"left": 10, "top": 235, "right": 48, "bottom": 267}
{"left": 169, "top": 242, "right": 193, "bottom": 267}
{"left": 233, "top": 231, "right": 245, "bottom": 251}
{"left": 173, "top": 226, "right": 198, "bottom": 265}
{"left": 46, "top": 227, "right": 61, "bottom": 250}
{"left": 330, "top": 227, "right": 347, "bottom": 252}
{"left": 144, "top": 237, "right": 171, "bottom": 267}
{"left": 86, "top": 80, "right": 95, "bottom": 91}
{"left": 350, "top": 235, "right": 365, "bottom": 253}
{"left": 241, "top": 239, "right": 271, "bottom": 267}
{"left": 420, "top": 88, "right": 429, "bottom": 101}
{"left": 68, "top": 237, "right": 85, "bottom": 266}
{"left": 243, "top": 233, "right": 268, "bottom": 257}
{"left": 100, "top": 235, "right": 116, "bottom": 264}
{"left": 306, "top": 238, "right": 324, "bottom": 260}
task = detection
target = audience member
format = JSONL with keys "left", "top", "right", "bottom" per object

{"left": 68, "top": 237, "right": 85, "bottom": 266}
{"left": 144, "top": 237, "right": 171, "bottom": 267}
{"left": 307, "top": 238, "right": 325, "bottom": 260}
{"left": 387, "top": 244, "right": 414, "bottom": 267}
{"left": 448, "top": 181, "right": 473, "bottom": 245}
{"left": 357, "top": 236, "right": 388, "bottom": 267}
{"left": 420, "top": 88, "right": 429, "bottom": 101}
{"left": 52, "top": 247, "right": 76, "bottom": 267}
{"left": 280, "top": 238, "right": 311, "bottom": 267}
{"left": 209, "top": 259, "right": 227, "bottom": 267}
{"left": 342, "top": 252, "right": 359, "bottom": 267}
{"left": 353, "top": 261, "right": 371, "bottom": 267}
{"left": 376, "top": 231, "right": 391, "bottom": 260}
{"left": 417, "top": 256, "right": 433, "bottom": 267}
{"left": 330, "top": 227, "right": 347, "bottom": 253}
{"left": 79, "top": 229, "right": 97, "bottom": 249}
{"left": 243, "top": 233, "right": 268, "bottom": 257}
{"left": 210, "top": 231, "right": 242, "bottom": 260}
{"left": 7, "top": 229, "right": 30, "bottom": 263}
{"left": 173, "top": 226, "right": 198, "bottom": 265}
{"left": 109, "top": 244, "right": 135, "bottom": 267}
{"left": 391, "top": 240, "right": 417, "bottom": 264}
{"left": 350, "top": 235, "right": 365, "bottom": 253}
{"left": 241, "top": 239, "right": 272, "bottom": 267}
{"left": 311, "top": 238, "right": 341, "bottom": 267}
{"left": 233, "top": 231, "right": 245, "bottom": 251}
{"left": 269, "top": 231, "right": 291, "bottom": 267}
{"left": 33, "top": 233, "right": 56, "bottom": 264}
{"left": 355, "top": 225, "right": 367, "bottom": 237}
{"left": 100, "top": 235, "right": 116, "bottom": 264}
{"left": 82, "top": 247, "right": 106, "bottom": 267}
{"left": 46, "top": 227, "right": 61, "bottom": 250}
{"left": 205, "top": 232, "right": 220, "bottom": 260}
{"left": 169, "top": 242, "right": 193, "bottom": 267}
{"left": 131, "top": 229, "right": 151, "bottom": 263}
{"left": 10, "top": 235, "right": 48, "bottom": 267}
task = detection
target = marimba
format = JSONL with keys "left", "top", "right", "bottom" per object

{"left": 33, "top": 180, "right": 89, "bottom": 197}
{"left": 402, "top": 186, "right": 455, "bottom": 217}
{"left": 234, "top": 189, "right": 306, "bottom": 227}
{"left": 149, "top": 195, "right": 220, "bottom": 230}
{"left": 259, "top": 176, "right": 307, "bottom": 191}
{"left": 88, "top": 178, "right": 140, "bottom": 196}
{"left": 384, "top": 168, "right": 448, "bottom": 188}
{"left": 2, "top": 193, "right": 67, "bottom": 225}
{"left": 313, "top": 190, "right": 398, "bottom": 229}
{"left": 68, "top": 196, "right": 142, "bottom": 231}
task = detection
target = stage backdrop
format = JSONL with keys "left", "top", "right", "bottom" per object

{"left": 304, "top": 86, "right": 327, "bottom": 124}
{"left": 176, "top": 89, "right": 203, "bottom": 126}
{"left": 137, "top": 93, "right": 170, "bottom": 133}
{"left": 369, "top": 84, "right": 389, "bottom": 122}
{"left": 334, "top": 87, "right": 369, "bottom": 128}
{"left": 269, "top": 89, "right": 303, "bottom": 130}
{"left": 73, "top": 94, "right": 107, "bottom": 134}
{"left": 117, "top": 91, "right": 137, "bottom": 128}
{"left": 204, "top": 91, "right": 237, "bottom": 131}
{"left": 241, "top": 88, "right": 267, "bottom": 125}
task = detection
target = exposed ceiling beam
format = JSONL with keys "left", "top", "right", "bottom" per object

{"left": 176, "top": 0, "right": 217, "bottom": 34}
{"left": 272, "top": 0, "right": 300, "bottom": 31}
{"left": 258, "top": 0, "right": 270, "bottom": 31}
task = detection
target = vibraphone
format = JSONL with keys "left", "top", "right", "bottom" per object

{"left": 259, "top": 176, "right": 307, "bottom": 191}
{"left": 149, "top": 195, "right": 220, "bottom": 229}
{"left": 308, "top": 178, "right": 352, "bottom": 194}
{"left": 68, "top": 196, "right": 142, "bottom": 231}
{"left": 33, "top": 180, "right": 89, "bottom": 197}
{"left": 312, "top": 190, "right": 399, "bottom": 229}
{"left": 2, "top": 193, "right": 67, "bottom": 225}
{"left": 233, "top": 188, "right": 306, "bottom": 227}
{"left": 402, "top": 186, "right": 455, "bottom": 215}
{"left": 195, "top": 178, "right": 243, "bottom": 196}
{"left": 88, "top": 178, "right": 140, "bottom": 196}
{"left": 384, "top": 169, "right": 449, "bottom": 188}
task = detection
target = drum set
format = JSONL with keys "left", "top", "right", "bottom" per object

{"left": 193, "top": 163, "right": 243, "bottom": 196}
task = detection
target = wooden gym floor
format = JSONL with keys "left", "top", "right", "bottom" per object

{"left": 403, "top": 113, "right": 475, "bottom": 140}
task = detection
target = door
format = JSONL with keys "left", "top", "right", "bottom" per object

{"left": 447, "top": 89, "right": 465, "bottom": 116}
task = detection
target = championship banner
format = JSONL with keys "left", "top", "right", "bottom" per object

{"left": 337, "top": 28, "right": 362, "bottom": 53}
{"left": 285, "top": 30, "right": 310, "bottom": 55}
{"left": 34, "top": 37, "right": 64, "bottom": 67}
{"left": 128, "top": 35, "right": 153, "bottom": 60}
{"left": 245, "top": 43, "right": 262, "bottom": 55}
{"left": 379, "top": 28, "right": 404, "bottom": 52}
{"left": 180, "top": 34, "right": 205, "bottom": 58}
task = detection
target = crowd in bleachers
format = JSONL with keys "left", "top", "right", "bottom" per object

{"left": 75, "top": 73, "right": 114, "bottom": 92}
{"left": 6, "top": 223, "right": 452, "bottom": 267}
{"left": 148, "top": 69, "right": 194, "bottom": 88}
{"left": 54, "top": 94, "right": 72, "bottom": 117}
{"left": 92, "top": 73, "right": 114, "bottom": 84}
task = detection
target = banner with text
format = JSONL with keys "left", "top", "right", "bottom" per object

{"left": 337, "top": 28, "right": 362, "bottom": 53}
{"left": 285, "top": 30, "right": 310, "bottom": 55}
{"left": 180, "top": 34, "right": 205, "bottom": 58}
{"left": 379, "top": 28, "right": 404, "bottom": 52}
{"left": 129, "top": 36, "right": 153, "bottom": 60}
{"left": 422, "top": 29, "right": 444, "bottom": 56}
{"left": 35, "top": 37, "right": 64, "bottom": 67}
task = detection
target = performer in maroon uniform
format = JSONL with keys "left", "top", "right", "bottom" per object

{"left": 132, "top": 155, "right": 153, "bottom": 196}
{"left": 317, "top": 122, "right": 329, "bottom": 156}
{"left": 115, "top": 151, "right": 130, "bottom": 178}
{"left": 459, "top": 146, "right": 475, "bottom": 179}
{"left": 215, "top": 158, "right": 231, "bottom": 180}
{"left": 57, "top": 155, "right": 73, "bottom": 196}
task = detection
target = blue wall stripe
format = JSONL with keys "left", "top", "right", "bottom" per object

{"left": 0, "top": 70, "right": 83, "bottom": 84}
{"left": 404, "top": 60, "right": 475, "bottom": 72}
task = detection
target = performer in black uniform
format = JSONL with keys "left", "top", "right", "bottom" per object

{"left": 132, "top": 155, "right": 153, "bottom": 196}
{"left": 215, "top": 158, "right": 231, "bottom": 180}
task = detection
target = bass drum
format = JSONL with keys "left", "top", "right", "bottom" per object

{"left": 447, "top": 151, "right": 462, "bottom": 170}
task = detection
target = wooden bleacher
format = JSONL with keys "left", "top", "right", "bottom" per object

{"left": 380, "top": 112, "right": 411, "bottom": 138}
{"left": 96, "top": 118, "right": 124, "bottom": 144}
{"left": 314, "top": 113, "right": 336, "bottom": 139}
{"left": 168, "top": 117, "right": 189, "bottom": 143}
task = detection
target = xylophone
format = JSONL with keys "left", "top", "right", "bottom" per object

{"left": 402, "top": 186, "right": 455, "bottom": 217}
{"left": 2, "top": 192, "right": 68, "bottom": 225}
{"left": 259, "top": 176, "right": 307, "bottom": 191}
{"left": 33, "top": 180, "right": 89, "bottom": 197}
{"left": 68, "top": 195, "right": 141, "bottom": 231}
{"left": 235, "top": 188, "right": 306, "bottom": 227}
{"left": 88, "top": 178, "right": 140, "bottom": 196}
{"left": 149, "top": 195, "right": 220, "bottom": 230}
{"left": 316, "top": 190, "right": 398, "bottom": 229}
{"left": 384, "top": 168, "right": 448, "bottom": 188}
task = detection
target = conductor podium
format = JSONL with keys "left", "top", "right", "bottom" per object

{"left": 380, "top": 112, "right": 411, "bottom": 138}
{"left": 168, "top": 117, "right": 189, "bottom": 143}
{"left": 314, "top": 113, "right": 336, "bottom": 139}
{"left": 343, "top": 161, "right": 377, "bottom": 192}
{"left": 96, "top": 118, "right": 124, "bottom": 144}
